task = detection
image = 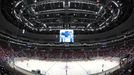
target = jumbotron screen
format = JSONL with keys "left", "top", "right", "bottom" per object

{"left": 59, "top": 29, "right": 74, "bottom": 43}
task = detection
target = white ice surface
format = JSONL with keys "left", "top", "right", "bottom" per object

{"left": 15, "top": 58, "right": 119, "bottom": 75}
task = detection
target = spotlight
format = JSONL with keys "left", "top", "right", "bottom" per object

{"left": 22, "top": 29, "right": 25, "bottom": 34}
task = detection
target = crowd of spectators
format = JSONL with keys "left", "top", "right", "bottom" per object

{"left": 0, "top": 42, "right": 25, "bottom": 75}
{"left": 20, "top": 43, "right": 134, "bottom": 61}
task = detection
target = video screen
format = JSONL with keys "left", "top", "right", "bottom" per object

{"left": 59, "top": 30, "right": 74, "bottom": 43}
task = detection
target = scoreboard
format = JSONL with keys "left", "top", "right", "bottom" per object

{"left": 59, "top": 30, "right": 74, "bottom": 43}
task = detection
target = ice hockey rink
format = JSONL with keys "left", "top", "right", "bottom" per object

{"left": 14, "top": 57, "right": 119, "bottom": 75}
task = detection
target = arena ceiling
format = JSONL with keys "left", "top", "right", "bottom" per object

{"left": 0, "top": 0, "right": 134, "bottom": 46}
